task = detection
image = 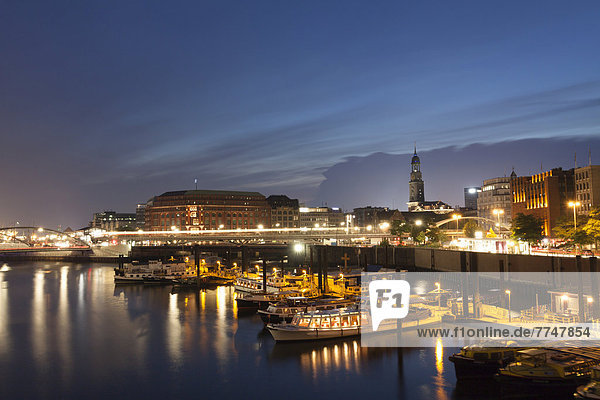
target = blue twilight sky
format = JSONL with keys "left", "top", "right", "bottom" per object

{"left": 0, "top": 0, "right": 599, "bottom": 228}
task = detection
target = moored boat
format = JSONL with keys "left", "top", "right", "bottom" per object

{"left": 449, "top": 342, "right": 521, "bottom": 380}
{"left": 575, "top": 366, "right": 600, "bottom": 399}
{"left": 267, "top": 307, "right": 361, "bottom": 342}
{"left": 257, "top": 297, "right": 357, "bottom": 324}
{"left": 495, "top": 348, "right": 599, "bottom": 396}
{"left": 235, "top": 290, "right": 301, "bottom": 309}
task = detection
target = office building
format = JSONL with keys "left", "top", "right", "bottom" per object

{"left": 144, "top": 190, "right": 270, "bottom": 231}
{"left": 511, "top": 168, "right": 574, "bottom": 236}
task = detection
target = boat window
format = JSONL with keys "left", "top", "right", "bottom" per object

{"left": 321, "top": 317, "right": 331, "bottom": 328}
{"left": 331, "top": 316, "right": 341, "bottom": 328}
{"left": 291, "top": 315, "right": 300, "bottom": 324}
{"left": 299, "top": 318, "right": 310, "bottom": 327}
{"left": 490, "top": 352, "right": 501, "bottom": 361}
{"left": 309, "top": 318, "right": 320, "bottom": 328}
{"left": 503, "top": 351, "right": 513, "bottom": 358}
{"left": 473, "top": 353, "right": 489, "bottom": 361}
{"left": 350, "top": 315, "right": 359, "bottom": 326}
{"left": 341, "top": 316, "right": 350, "bottom": 327}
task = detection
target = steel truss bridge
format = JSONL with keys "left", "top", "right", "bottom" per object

{"left": 93, "top": 227, "right": 392, "bottom": 245}
{"left": 0, "top": 226, "right": 91, "bottom": 251}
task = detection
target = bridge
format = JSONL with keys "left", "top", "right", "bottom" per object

{"left": 435, "top": 216, "right": 510, "bottom": 231}
{"left": 92, "top": 226, "right": 392, "bottom": 245}
{"left": 0, "top": 226, "right": 91, "bottom": 251}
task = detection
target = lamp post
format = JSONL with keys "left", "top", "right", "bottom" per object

{"left": 452, "top": 214, "right": 461, "bottom": 231}
{"left": 493, "top": 209, "right": 504, "bottom": 228}
{"left": 568, "top": 201, "right": 581, "bottom": 254}
{"left": 586, "top": 297, "right": 594, "bottom": 322}
{"left": 505, "top": 289, "right": 511, "bottom": 322}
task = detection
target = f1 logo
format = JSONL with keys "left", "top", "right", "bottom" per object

{"left": 368, "top": 280, "right": 410, "bottom": 331}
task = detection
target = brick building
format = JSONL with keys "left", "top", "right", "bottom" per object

{"left": 511, "top": 168, "right": 574, "bottom": 236}
{"left": 144, "top": 190, "right": 270, "bottom": 231}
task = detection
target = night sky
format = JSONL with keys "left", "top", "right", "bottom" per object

{"left": 1, "top": 1, "right": 599, "bottom": 229}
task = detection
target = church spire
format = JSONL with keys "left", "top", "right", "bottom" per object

{"left": 414, "top": 141, "right": 417, "bottom": 155}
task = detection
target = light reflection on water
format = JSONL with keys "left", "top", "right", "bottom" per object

{"left": 0, "top": 263, "right": 487, "bottom": 400}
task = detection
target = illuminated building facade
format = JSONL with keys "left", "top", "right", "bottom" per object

{"left": 91, "top": 211, "right": 137, "bottom": 231}
{"left": 299, "top": 207, "right": 344, "bottom": 228}
{"left": 144, "top": 190, "right": 270, "bottom": 231}
{"left": 266, "top": 195, "right": 299, "bottom": 228}
{"left": 510, "top": 168, "right": 574, "bottom": 236}
{"left": 463, "top": 187, "right": 480, "bottom": 210}
{"left": 574, "top": 165, "right": 600, "bottom": 215}
{"left": 477, "top": 177, "right": 512, "bottom": 230}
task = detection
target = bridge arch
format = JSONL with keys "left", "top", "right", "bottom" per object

{"left": 435, "top": 216, "right": 510, "bottom": 230}
{"left": 0, "top": 226, "right": 91, "bottom": 249}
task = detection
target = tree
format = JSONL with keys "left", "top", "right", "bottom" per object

{"left": 390, "top": 220, "right": 411, "bottom": 236}
{"left": 583, "top": 207, "right": 600, "bottom": 248}
{"left": 463, "top": 220, "right": 478, "bottom": 238}
{"left": 425, "top": 226, "right": 448, "bottom": 246}
{"left": 415, "top": 231, "right": 427, "bottom": 245}
{"left": 379, "top": 238, "right": 391, "bottom": 247}
{"left": 553, "top": 214, "right": 592, "bottom": 246}
{"left": 511, "top": 213, "right": 544, "bottom": 245}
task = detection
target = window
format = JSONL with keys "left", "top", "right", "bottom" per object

{"left": 331, "top": 316, "right": 341, "bottom": 328}
{"left": 299, "top": 318, "right": 310, "bottom": 327}
{"left": 320, "top": 317, "right": 331, "bottom": 328}
{"left": 309, "top": 317, "right": 320, "bottom": 328}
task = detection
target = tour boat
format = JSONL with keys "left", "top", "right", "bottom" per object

{"left": 495, "top": 348, "right": 599, "bottom": 395}
{"left": 575, "top": 366, "right": 600, "bottom": 399}
{"left": 235, "top": 290, "right": 301, "bottom": 309}
{"left": 267, "top": 307, "right": 361, "bottom": 342}
{"left": 114, "top": 260, "right": 195, "bottom": 283}
{"left": 257, "top": 297, "right": 357, "bottom": 324}
{"left": 234, "top": 275, "right": 293, "bottom": 294}
{"left": 449, "top": 342, "right": 521, "bottom": 380}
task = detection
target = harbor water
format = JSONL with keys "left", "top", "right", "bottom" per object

{"left": 0, "top": 262, "right": 571, "bottom": 399}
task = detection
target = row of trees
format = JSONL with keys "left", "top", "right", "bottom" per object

{"left": 511, "top": 207, "right": 600, "bottom": 247}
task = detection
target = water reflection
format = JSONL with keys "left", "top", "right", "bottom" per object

{"left": 58, "top": 266, "right": 72, "bottom": 382}
{"left": 0, "top": 270, "right": 8, "bottom": 357}
{"left": 32, "top": 269, "right": 47, "bottom": 369}
{"left": 2, "top": 263, "right": 470, "bottom": 400}
{"left": 434, "top": 339, "right": 448, "bottom": 400}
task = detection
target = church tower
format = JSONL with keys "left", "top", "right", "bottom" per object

{"left": 409, "top": 144, "right": 425, "bottom": 204}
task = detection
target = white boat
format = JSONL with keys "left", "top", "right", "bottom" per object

{"left": 267, "top": 307, "right": 361, "bottom": 342}
{"left": 234, "top": 275, "right": 293, "bottom": 294}
{"left": 114, "top": 260, "right": 195, "bottom": 283}
{"left": 257, "top": 297, "right": 357, "bottom": 324}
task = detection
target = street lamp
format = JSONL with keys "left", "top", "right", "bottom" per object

{"left": 586, "top": 297, "right": 594, "bottom": 321}
{"left": 415, "top": 220, "right": 422, "bottom": 226}
{"left": 505, "top": 289, "right": 512, "bottom": 322}
{"left": 366, "top": 225, "right": 373, "bottom": 231}
{"left": 568, "top": 201, "right": 581, "bottom": 254}
{"left": 452, "top": 214, "right": 461, "bottom": 230}
{"left": 493, "top": 209, "right": 504, "bottom": 227}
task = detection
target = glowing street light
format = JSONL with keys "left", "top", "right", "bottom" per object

{"left": 294, "top": 243, "right": 304, "bottom": 253}
{"left": 493, "top": 209, "right": 504, "bottom": 227}
{"left": 415, "top": 220, "right": 422, "bottom": 226}
{"left": 452, "top": 214, "right": 461, "bottom": 230}
{"left": 257, "top": 224, "right": 264, "bottom": 230}
{"left": 366, "top": 225, "right": 373, "bottom": 231}
{"left": 379, "top": 222, "right": 390, "bottom": 230}
{"left": 568, "top": 201, "right": 581, "bottom": 254}
{"left": 505, "top": 289, "right": 512, "bottom": 322}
